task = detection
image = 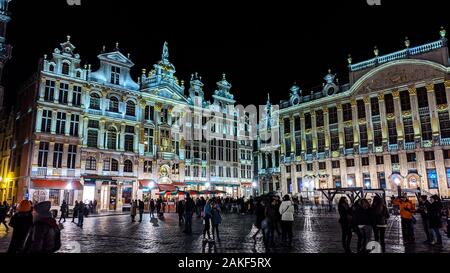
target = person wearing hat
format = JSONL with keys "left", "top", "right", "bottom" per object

{"left": 7, "top": 200, "right": 33, "bottom": 253}
{"left": 22, "top": 201, "right": 61, "bottom": 253}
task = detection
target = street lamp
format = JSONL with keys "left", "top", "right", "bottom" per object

{"left": 347, "top": 178, "right": 354, "bottom": 187}
{"left": 393, "top": 176, "right": 402, "bottom": 198}
{"left": 205, "top": 182, "right": 211, "bottom": 188}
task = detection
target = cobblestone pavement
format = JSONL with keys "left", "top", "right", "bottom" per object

{"left": 0, "top": 207, "right": 449, "bottom": 253}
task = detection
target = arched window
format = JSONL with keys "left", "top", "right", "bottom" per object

{"left": 49, "top": 64, "right": 55, "bottom": 72}
{"left": 76, "top": 71, "right": 81, "bottom": 78}
{"left": 62, "top": 63, "right": 70, "bottom": 75}
{"left": 89, "top": 93, "right": 101, "bottom": 110}
{"left": 86, "top": 156, "right": 97, "bottom": 170}
{"left": 109, "top": 96, "right": 119, "bottom": 112}
{"left": 107, "top": 127, "right": 117, "bottom": 150}
{"left": 111, "top": 159, "right": 119, "bottom": 171}
{"left": 126, "top": 101, "right": 135, "bottom": 116}
{"left": 124, "top": 160, "right": 133, "bottom": 173}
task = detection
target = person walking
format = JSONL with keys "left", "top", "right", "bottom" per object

{"left": 183, "top": 193, "right": 195, "bottom": 234}
{"left": 59, "top": 200, "right": 68, "bottom": 223}
{"left": 371, "top": 196, "right": 389, "bottom": 253}
{"left": 393, "top": 194, "right": 416, "bottom": 243}
{"left": 93, "top": 200, "right": 98, "bottom": 214}
{"left": 354, "top": 199, "right": 373, "bottom": 253}
{"left": 72, "top": 200, "right": 79, "bottom": 223}
{"left": 156, "top": 197, "right": 163, "bottom": 217}
{"left": 417, "top": 195, "right": 432, "bottom": 244}
{"left": 138, "top": 199, "right": 144, "bottom": 222}
{"left": 279, "top": 195, "right": 295, "bottom": 247}
{"left": 22, "top": 201, "right": 61, "bottom": 253}
{"left": 273, "top": 196, "right": 282, "bottom": 238}
{"left": 7, "top": 200, "right": 33, "bottom": 253}
{"left": 338, "top": 197, "right": 353, "bottom": 253}
{"left": 77, "top": 201, "right": 85, "bottom": 228}
{"left": 0, "top": 201, "right": 9, "bottom": 232}
{"left": 130, "top": 200, "right": 137, "bottom": 222}
{"left": 150, "top": 199, "right": 156, "bottom": 219}
{"left": 428, "top": 195, "right": 443, "bottom": 247}
{"left": 211, "top": 200, "right": 222, "bottom": 242}
{"left": 177, "top": 199, "right": 185, "bottom": 225}
{"left": 202, "top": 199, "right": 212, "bottom": 241}
{"left": 252, "top": 198, "right": 266, "bottom": 241}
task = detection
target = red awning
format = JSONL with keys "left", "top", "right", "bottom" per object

{"left": 31, "top": 179, "right": 83, "bottom": 190}
{"left": 172, "top": 182, "right": 186, "bottom": 187}
{"left": 139, "top": 180, "right": 156, "bottom": 189}
{"left": 138, "top": 180, "right": 178, "bottom": 192}
{"left": 158, "top": 184, "right": 178, "bottom": 192}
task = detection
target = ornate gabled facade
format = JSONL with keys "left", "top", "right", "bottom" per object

{"left": 12, "top": 37, "right": 255, "bottom": 210}
{"left": 278, "top": 29, "right": 450, "bottom": 199}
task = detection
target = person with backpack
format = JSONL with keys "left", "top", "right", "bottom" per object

{"left": 279, "top": 195, "right": 295, "bottom": 247}
{"left": 7, "top": 200, "right": 33, "bottom": 253}
{"left": 371, "top": 195, "right": 389, "bottom": 253}
{"left": 72, "top": 200, "right": 79, "bottom": 223}
{"left": 22, "top": 201, "right": 61, "bottom": 253}
{"left": 59, "top": 200, "right": 68, "bottom": 223}
{"left": 211, "top": 199, "right": 222, "bottom": 242}
{"left": 138, "top": 199, "right": 145, "bottom": 222}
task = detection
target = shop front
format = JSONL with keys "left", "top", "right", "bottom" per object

{"left": 30, "top": 179, "right": 83, "bottom": 209}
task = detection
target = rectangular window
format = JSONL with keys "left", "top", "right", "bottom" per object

{"left": 371, "top": 97, "right": 380, "bottom": 116}
{"left": 363, "top": 173, "right": 371, "bottom": 189}
{"left": 400, "top": 90, "right": 411, "bottom": 111}
{"left": 373, "top": 122, "right": 382, "bottom": 147}
{"left": 388, "top": 119, "right": 398, "bottom": 144}
{"left": 285, "top": 138, "right": 292, "bottom": 155}
{"left": 444, "top": 150, "right": 450, "bottom": 159}
{"left": 417, "top": 87, "right": 429, "bottom": 108}
{"left": 186, "top": 145, "right": 191, "bottom": 159}
{"left": 38, "top": 142, "right": 49, "bottom": 167}
{"left": 376, "top": 156, "right": 384, "bottom": 165}
{"left": 124, "top": 135, "right": 134, "bottom": 152}
{"left": 439, "top": 112, "right": 450, "bottom": 139}
{"left": 334, "top": 176, "right": 342, "bottom": 188}
{"left": 403, "top": 117, "right": 414, "bottom": 143}
{"left": 378, "top": 172, "right": 386, "bottom": 188}
{"left": 69, "top": 114, "right": 79, "bottom": 136}
{"left": 307, "top": 163, "right": 313, "bottom": 172}
{"left": 201, "top": 147, "right": 207, "bottom": 161}
{"left": 88, "top": 120, "right": 99, "bottom": 128}
{"left": 296, "top": 164, "right": 302, "bottom": 172}
{"left": 103, "top": 159, "right": 111, "bottom": 171}
{"left": 343, "top": 103, "right": 352, "bottom": 121}
{"left": 294, "top": 116, "right": 301, "bottom": 131}
{"left": 284, "top": 118, "right": 291, "bottom": 134}
{"left": 304, "top": 113, "right": 311, "bottom": 130}
{"left": 87, "top": 130, "right": 98, "bottom": 148}
{"left": 144, "top": 128, "right": 154, "bottom": 153}
{"left": 407, "top": 153, "right": 416, "bottom": 162}
{"left": 346, "top": 159, "right": 355, "bottom": 167}
{"left": 286, "top": 166, "right": 291, "bottom": 173}
{"left": 446, "top": 168, "right": 450, "bottom": 188}
{"left": 332, "top": 161, "right": 340, "bottom": 169}
{"left": 435, "top": 83, "right": 447, "bottom": 105}
{"left": 328, "top": 107, "right": 338, "bottom": 124}
{"left": 59, "top": 82, "right": 69, "bottom": 104}
{"left": 41, "top": 110, "right": 52, "bottom": 133}
{"left": 44, "top": 80, "right": 55, "bottom": 101}
{"left": 362, "top": 157, "right": 370, "bottom": 166}
{"left": 67, "top": 145, "right": 76, "bottom": 169}
{"left": 330, "top": 130, "right": 339, "bottom": 152}
{"left": 111, "top": 66, "right": 120, "bottom": 85}
{"left": 420, "top": 115, "right": 432, "bottom": 141}
{"left": 72, "top": 85, "right": 82, "bottom": 106}
{"left": 56, "top": 112, "right": 66, "bottom": 135}
{"left": 305, "top": 134, "right": 313, "bottom": 155}
{"left": 53, "top": 143, "right": 63, "bottom": 168}
{"left": 357, "top": 100, "right": 366, "bottom": 119}
{"left": 144, "top": 161, "right": 152, "bottom": 173}
{"left": 319, "top": 162, "right": 326, "bottom": 170}
{"left": 359, "top": 125, "right": 368, "bottom": 148}
{"left": 344, "top": 127, "right": 353, "bottom": 149}
{"left": 317, "top": 132, "right": 325, "bottom": 153}
{"left": 427, "top": 169, "right": 438, "bottom": 189}
{"left": 384, "top": 94, "right": 394, "bottom": 114}
{"left": 295, "top": 135, "right": 302, "bottom": 156}
{"left": 391, "top": 154, "right": 399, "bottom": 164}
{"left": 424, "top": 151, "right": 435, "bottom": 161}
{"left": 316, "top": 110, "right": 324, "bottom": 127}
{"left": 287, "top": 179, "right": 292, "bottom": 194}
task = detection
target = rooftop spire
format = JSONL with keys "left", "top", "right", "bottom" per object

{"left": 162, "top": 41, "right": 169, "bottom": 63}
{"left": 67, "top": 35, "right": 71, "bottom": 42}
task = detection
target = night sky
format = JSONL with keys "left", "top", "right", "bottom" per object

{"left": 2, "top": 0, "right": 448, "bottom": 108}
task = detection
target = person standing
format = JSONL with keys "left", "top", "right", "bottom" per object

{"left": 0, "top": 201, "right": 9, "bottom": 231}
{"left": 156, "top": 197, "right": 162, "bottom": 217}
{"left": 93, "top": 200, "right": 98, "bottom": 214}
{"left": 7, "top": 200, "right": 33, "bottom": 253}
{"left": 77, "top": 201, "right": 85, "bottom": 228}
{"left": 138, "top": 199, "right": 144, "bottom": 222}
{"left": 371, "top": 196, "right": 389, "bottom": 253}
{"left": 354, "top": 199, "right": 373, "bottom": 253}
{"left": 417, "top": 195, "right": 432, "bottom": 243}
{"left": 338, "top": 197, "right": 353, "bottom": 253}
{"left": 183, "top": 193, "right": 195, "bottom": 234}
{"left": 252, "top": 198, "right": 266, "bottom": 241}
{"left": 150, "top": 199, "right": 156, "bottom": 219}
{"left": 177, "top": 199, "right": 185, "bottom": 225}
{"left": 130, "top": 200, "right": 137, "bottom": 222}
{"left": 59, "top": 200, "right": 68, "bottom": 223}
{"left": 211, "top": 200, "right": 222, "bottom": 242}
{"left": 393, "top": 195, "right": 416, "bottom": 243}
{"left": 72, "top": 201, "right": 79, "bottom": 223}
{"left": 22, "top": 201, "right": 61, "bottom": 253}
{"left": 279, "top": 195, "right": 295, "bottom": 247}
{"left": 264, "top": 198, "right": 278, "bottom": 247}
{"left": 273, "top": 196, "right": 282, "bottom": 238}
{"left": 428, "top": 195, "right": 443, "bottom": 246}
{"left": 202, "top": 199, "right": 212, "bottom": 241}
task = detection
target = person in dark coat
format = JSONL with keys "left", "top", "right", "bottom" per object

{"left": 0, "top": 201, "right": 9, "bottom": 231}
{"left": 130, "top": 200, "right": 137, "bottom": 222}
{"left": 59, "top": 200, "right": 68, "bottom": 223}
{"left": 22, "top": 201, "right": 61, "bottom": 253}
{"left": 264, "top": 198, "right": 278, "bottom": 247}
{"left": 211, "top": 200, "right": 222, "bottom": 242}
{"left": 138, "top": 200, "right": 145, "bottom": 222}
{"left": 156, "top": 197, "right": 163, "bottom": 216}
{"left": 7, "top": 200, "right": 33, "bottom": 253}
{"left": 252, "top": 198, "right": 266, "bottom": 241}
{"left": 77, "top": 201, "right": 85, "bottom": 227}
{"left": 355, "top": 199, "right": 373, "bottom": 253}
{"left": 150, "top": 199, "right": 156, "bottom": 218}
{"left": 183, "top": 193, "right": 195, "bottom": 234}
{"left": 428, "top": 195, "right": 443, "bottom": 246}
{"left": 177, "top": 199, "right": 185, "bottom": 225}
{"left": 417, "top": 195, "right": 432, "bottom": 243}
{"left": 371, "top": 196, "right": 389, "bottom": 253}
{"left": 72, "top": 201, "right": 79, "bottom": 223}
{"left": 338, "top": 197, "right": 353, "bottom": 253}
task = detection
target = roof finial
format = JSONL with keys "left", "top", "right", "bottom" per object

{"left": 405, "top": 37, "right": 410, "bottom": 48}
{"left": 440, "top": 26, "right": 447, "bottom": 38}
{"left": 115, "top": 42, "right": 119, "bottom": 51}
{"left": 222, "top": 73, "right": 226, "bottom": 81}
{"left": 67, "top": 35, "right": 71, "bottom": 42}
{"left": 127, "top": 53, "right": 131, "bottom": 59}
{"left": 102, "top": 45, "right": 106, "bottom": 52}
{"left": 347, "top": 54, "right": 352, "bottom": 65}
{"left": 328, "top": 68, "right": 332, "bottom": 74}
{"left": 162, "top": 41, "right": 169, "bottom": 62}
{"left": 374, "top": 46, "right": 379, "bottom": 57}
{"left": 267, "top": 93, "right": 270, "bottom": 103}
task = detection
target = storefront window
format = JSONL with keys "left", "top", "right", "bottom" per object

{"left": 49, "top": 189, "right": 60, "bottom": 206}
{"left": 427, "top": 169, "right": 438, "bottom": 189}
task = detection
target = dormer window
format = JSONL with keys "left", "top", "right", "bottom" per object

{"left": 62, "top": 63, "right": 70, "bottom": 75}
{"left": 49, "top": 64, "right": 55, "bottom": 72}
{"left": 111, "top": 66, "right": 120, "bottom": 85}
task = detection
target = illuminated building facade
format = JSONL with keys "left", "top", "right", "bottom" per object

{"left": 12, "top": 37, "right": 255, "bottom": 210}
{"left": 278, "top": 29, "right": 450, "bottom": 199}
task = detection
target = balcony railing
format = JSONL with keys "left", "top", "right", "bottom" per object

{"left": 440, "top": 138, "right": 450, "bottom": 146}
{"left": 360, "top": 147, "right": 369, "bottom": 154}
{"left": 345, "top": 149, "right": 354, "bottom": 156}
{"left": 388, "top": 144, "right": 398, "bottom": 151}
{"left": 418, "top": 107, "right": 430, "bottom": 116}
{"left": 37, "top": 168, "right": 47, "bottom": 176}
{"left": 404, "top": 142, "right": 415, "bottom": 150}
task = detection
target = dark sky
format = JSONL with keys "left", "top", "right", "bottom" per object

{"left": 2, "top": 0, "right": 448, "bottom": 108}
